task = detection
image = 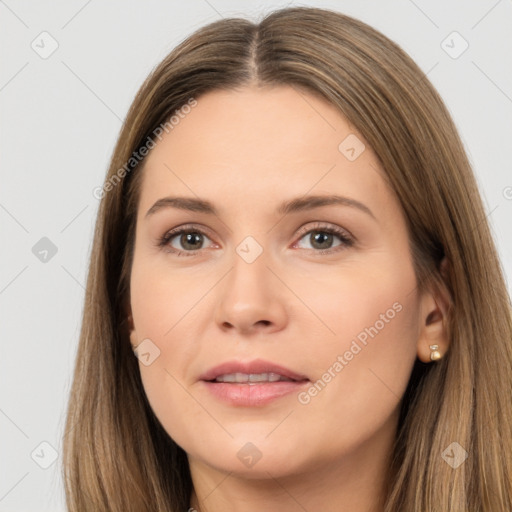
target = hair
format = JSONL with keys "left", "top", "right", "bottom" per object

{"left": 62, "top": 6, "right": 512, "bottom": 511}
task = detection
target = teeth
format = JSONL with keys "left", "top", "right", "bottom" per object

{"left": 249, "top": 373, "right": 269, "bottom": 382}
{"left": 214, "top": 372, "right": 293, "bottom": 383}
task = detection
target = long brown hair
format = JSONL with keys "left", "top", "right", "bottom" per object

{"left": 62, "top": 7, "right": 512, "bottom": 511}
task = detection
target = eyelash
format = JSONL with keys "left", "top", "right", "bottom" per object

{"left": 157, "top": 222, "right": 355, "bottom": 257}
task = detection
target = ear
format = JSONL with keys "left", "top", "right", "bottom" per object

{"left": 417, "top": 257, "right": 451, "bottom": 363}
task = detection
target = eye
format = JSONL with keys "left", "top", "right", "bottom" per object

{"left": 293, "top": 222, "right": 354, "bottom": 254}
{"left": 157, "top": 222, "right": 354, "bottom": 257}
{"left": 158, "top": 225, "right": 215, "bottom": 256}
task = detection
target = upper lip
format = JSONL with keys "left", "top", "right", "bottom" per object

{"left": 199, "top": 359, "right": 309, "bottom": 382}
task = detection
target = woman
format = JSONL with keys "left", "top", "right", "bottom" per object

{"left": 62, "top": 6, "right": 512, "bottom": 511}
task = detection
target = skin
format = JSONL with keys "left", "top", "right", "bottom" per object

{"left": 128, "top": 85, "right": 449, "bottom": 512}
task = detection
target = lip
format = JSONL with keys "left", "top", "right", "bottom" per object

{"left": 199, "top": 358, "right": 309, "bottom": 382}
{"left": 199, "top": 358, "right": 310, "bottom": 407}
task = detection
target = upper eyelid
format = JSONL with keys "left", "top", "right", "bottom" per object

{"left": 162, "top": 222, "right": 214, "bottom": 238}
{"left": 294, "top": 222, "right": 353, "bottom": 239}
{"left": 163, "top": 221, "right": 353, "bottom": 246}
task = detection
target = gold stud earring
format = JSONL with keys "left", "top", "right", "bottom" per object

{"left": 429, "top": 344, "right": 442, "bottom": 361}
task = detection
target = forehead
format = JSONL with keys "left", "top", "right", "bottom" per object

{"left": 137, "top": 86, "right": 390, "bottom": 216}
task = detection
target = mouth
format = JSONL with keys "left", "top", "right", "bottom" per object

{"left": 199, "top": 359, "right": 310, "bottom": 407}
{"left": 209, "top": 372, "right": 299, "bottom": 384}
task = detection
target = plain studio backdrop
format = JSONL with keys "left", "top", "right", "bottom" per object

{"left": 0, "top": 1, "right": 511, "bottom": 510}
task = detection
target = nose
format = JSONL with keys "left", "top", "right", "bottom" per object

{"left": 214, "top": 245, "right": 288, "bottom": 336}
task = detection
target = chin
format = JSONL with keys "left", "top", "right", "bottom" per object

{"left": 185, "top": 435, "right": 310, "bottom": 478}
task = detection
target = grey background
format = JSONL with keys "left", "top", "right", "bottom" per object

{"left": 1, "top": 1, "right": 511, "bottom": 510}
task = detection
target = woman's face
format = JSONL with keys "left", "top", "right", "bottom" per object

{"left": 129, "top": 85, "right": 428, "bottom": 479}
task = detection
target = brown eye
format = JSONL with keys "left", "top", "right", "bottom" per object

{"left": 158, "top": 226, "right": 215, "bottom": 256}
{"left": 176, "top": 232, "right": 205, "bottom": 251}
{"left": 307, "top": 231, "right": 336, "bottom": 250}
{"left": 294, "top": 224, "right": 354, "bottom": 254}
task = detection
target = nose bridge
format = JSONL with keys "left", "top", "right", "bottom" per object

{"left": 227, "top": 233, "right": 274, "bottom": 303}
{"left": 214, "top": 232, "right": 287, "bottom": 333}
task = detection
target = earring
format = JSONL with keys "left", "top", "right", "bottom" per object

{"left": 429, "top": 344, "right": 442, "bottom": 361}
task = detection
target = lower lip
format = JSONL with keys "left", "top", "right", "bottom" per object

{"left": 201, "top": 380, "right": 309, "bottom": 407}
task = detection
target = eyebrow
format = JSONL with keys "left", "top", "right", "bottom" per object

{"left": 145, "top": 194, "right": 375, "bottom": 219}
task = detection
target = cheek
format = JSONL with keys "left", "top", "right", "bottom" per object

{"left": 129, "top": 257, "right": 214, "bottom": 445}
{"left": 289, "top": 258, "right": 418, "bottom": 355}
{"left": 295, "top": 261, "right": 420, "bottom": 437}
{"left": 130, "top": 253, "right": 208, "bottom": 337}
